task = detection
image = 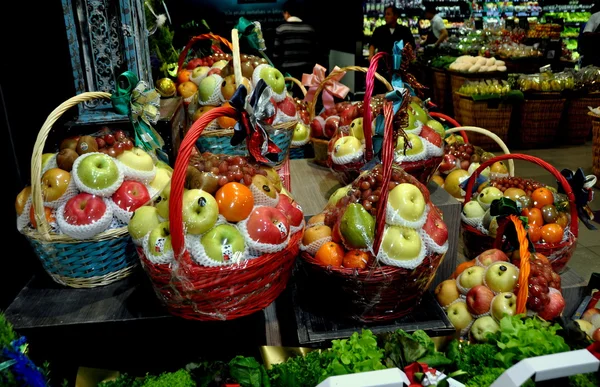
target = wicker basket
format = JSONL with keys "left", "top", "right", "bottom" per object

{"left": 514, "top": 94, "right": 566, "bottom": 148}
{"left": 20, "top": 92, "right": 138, "bottom": 288}
{"left": 299, "top": 102, "right": 446, "bottom": 323}
{"left": 454, "top": 94, "right": 513, "bottom": 151}
{"left": 286, "top": 76, "right": 311, "bottom": 160}
{"left": 432, "top": 68, "right": 451, "bottom": 114}
{"left": 592, "top": 112, "right": 600, "bottom": 188}
{"left": 562, "top": 94, "right": 600, "bottom": 144}
{"left": 136, "top": 104, "right": 301, "bottom": 321}
{"left": 449, "top": 70, "right": 507, "bottom": 122}
{"left": 462, "top": 153, "right": 578, "bottom": 274}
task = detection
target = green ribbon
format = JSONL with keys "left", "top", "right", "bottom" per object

{"left": 112, "top": 71, "right": 166, "bottom": 161}
{"left": 490, "top": 197, "right": 533, "bottom": 251}
{"left": 490, "top": 197, "right": 520, "bottom": 218}
{"left": 0, "top": 359, "right": 16, "bottom": 372}
{"left": 234, "top": 17, "right": 274, "bottom": 66}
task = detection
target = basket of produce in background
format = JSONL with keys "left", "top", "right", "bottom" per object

{"left": 428, "top": 55, "right": 456, "bottom": 114}
{"left": 297, "top": 99, "right": 448, "bottom": 323}
{"left": 460, "top": 154, "right": 579, "bottom": 274}
{"left": 15, "top": 87, "right": 171, "bottom": 288}
{"left": 177, "top": 29, "right": 298, "bottom": 169}
{"left": 130, "top": 100, "right": 303, "bottom": 321}
{"left": 592, "top": 110, "right": 600, "bottom": 188}
{"left": 284, "top": 76, "right": 313, "bottom": 160}
{"left": 561, "top": 66, "right": 600, "bottom": 144}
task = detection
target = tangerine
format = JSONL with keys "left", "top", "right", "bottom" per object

{"left": 521, "top": 207, "right": 543, "bottom": 227}
{"left": 527, "top": 225, "right": 543, "bottom": 243}
{"left": 342, "top": 250, "right": 370, "bottom": 269}
{"left": 541, "top": 223, "right": 564, "bottom": 244}
{"left": 30, "top": 206, "right": 55, "bottom": 229}
{"left": 215, "top": 182, "right": 254, "bottom": 222}
{"left": 531, "top": 187, "right": 554, "bottom": 209}
{"left": 452, "top": 260, "right": 475, "bottom": 279}
{"left": 314, "top": 241, "right": 344, "bottom": 267}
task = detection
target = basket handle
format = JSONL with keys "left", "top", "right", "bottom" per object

{"left": 463, "top": 153, "right": 579, "bottom": 239}
{"left": 30, "top": 92, "right": 112, "bottom": 240}
{"left": 170, "top": 106, "right": 238, "bottom": 261}
{"left": 509, "top": 214, "right": 531, "bottom": 314}
{"left": 445, "top": 126, "right": 515, "bottom": 176}
{"left": 428, "top": 112, "right": 470, "bottom": 143}
{"left": 285, "top": 76, "right": 307, "bottom": 97}
{"left": 177, "top": 33, "right": 233, "bottom": 74}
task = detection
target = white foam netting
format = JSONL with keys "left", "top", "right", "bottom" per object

{"left": 404, "top": 120, "right": 423, "bottom": 135}
{"left": 237, "top": 212, "right": 290, "bottom": 256}
{"left": 186, "top": 231, "right": 248, "bottom": 267}
{"left": 197, "top": 75, "right": 224, "bottom": 106}
{"left": 299, "top": 236, "right": 332, "bottom": 256}
{"left": 423, "top": 138, "right": 444, "bottom": 157}
{"left": 375, "top": 226, "right": 427, "bottom": 269}
{"left": 108, "top": 199, "right": 135, "bottom": 225}
{"left": 44, "top": 178, "right": 79, "bottom": 209}
{"left": 394, "top": 145, "right": 428, "bottom": 163}
{"left": 16, "top": 197, "right": 32, "bottom": 232}
{"left": 460, "top": 212, "right": 489, "bottom": 234}
{"left": 331, "top": 146, "right": 364, "bottom": 165}
{"left": 142, "top": 232, "right": 175, "bottom": 265}
{"left": 119, "top": 162, "right": 157, "bottom": 185}
{"left": 56, "top": 197, "right": 114, "bottom": 240}
{"left": 249, "top": 183, "right": 279, "bottom": 207}
{"left": 421, "top": 229, "right": 449, "bottom": 255}
{"left": 72, "top": 153, "right": 124, "bottom": 197}
{"left": 386, "top": 203, "right": 430, "bottom": 228}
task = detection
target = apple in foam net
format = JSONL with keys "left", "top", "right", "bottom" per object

{"left": 311, "top": 116, "right": 326, "bottom": 138}
{"left": 462, "top": 201, "right": 485, "bottom": 218}
{"left": 41, "top": 168, "right": 71, "bottom": 202}
{"left": 582, "top": 308, "right": 600, "bottom": 323}
{"left": 396, "top": 133, "right": 424, "bottom": 155}
{"left": 148, "top": 221, "right": 173, "bottom": 257}
{"left": 426, "top": 119, "right": 445, "bottom": 138}
{"left": 155, "top": 184, "right": 171, "bottom": 219}
{"left": 446, "top": 301, "right": 473, "bottom": 330}
{"left": 149, "top": 167, "right": 172, "bottom": 193}
{"left": 201, "top": 224, "right": 245, "bottom": 262}
{"left": 77, "top": 153, "right": 121, "bottom": 191}
{"left": 459, "top": 265, "right": 485, "bottom": 290}
{"left": 333, "top": 136, "right": 362, "bottom": 158}
{"left": 15, "top": 186, "right": 32, "bottom": 216}
{"left": 128, "top": 206, "right": 161, "bottom": 240}
{"left": 276, "top": 194, "right": 303, "bottom": 228}
{"left": 477, "top": 248, "right": 509, "bottom": 267}
{"left": 182, "top": 189, "right": 219, "bottom": 235}
{"left": 485, "top": 262, "right": 519, "bottom": 293}
{"left": 388, "top": 183, "right": 426, "bottom": 222}
{"left": 466, "top": 285, "right": 495, "bottom": 315}
{"left": 477, "top": 187, "right": 504, "bottom": 205}
{"left": 190, "top": 66, "right": 210, "bottom": 86}
{"left": 435, "top": 279, "right": 460, "bottom": 307}
{"left": 423, "top": 207, "right": 448, "bottom": 246}
{"left": 292, "top": 123, "right": 310, "bottom": 142}
{"left": 380, "top": 225, "right": 422, "bottom": 261}
{"left": 302, "top": 224, "right": 332, "bottom": 246}
{"left": 491, "top": 292, "right": 517, "bottom": 321}
{"left": 419, "top": 124, "right": 442, "bottom": 147}
{"left": 259, "top": 66, "right": 285, "bottom": 94}
{"left": 324, "top": 116, "right": 341, "bottom": 138}
{"left": 117, "top": 147, "right": 154, "bottom": 172}
{"left": 63, "top": 193, "right": 107, "bottom": 226}
{"left": 246, "top": 207, "right": 290, "bottom": 244}
{"left": 252, "top": 174, "right": 278, "bottom": 199}
{"left": 471, "top": 316, "right": 500, "bottom": 342}
{"left": 198, "top": 74, "right": 221, "bottom": 103}
{"left": 112, "top": 180, "right": 151, "bottom": 213}
{"left": 409, "top": 102, "right": 428, "bottom": 124}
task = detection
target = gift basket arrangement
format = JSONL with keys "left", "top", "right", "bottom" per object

{"left": 459, "top": 153, "right": 587, "bottom": 274}
{"left": 298, "top": 93, "right": 449, "bottom": 323}
{"left": 129, "top": 80, "right": 304, "bottom": 321}
{"left": 15, "top": 74, "right": 169, "bottom": 288}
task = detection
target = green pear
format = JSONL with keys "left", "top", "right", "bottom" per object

{"left": 340, "top": 203, "right": 374, "bottom": 248}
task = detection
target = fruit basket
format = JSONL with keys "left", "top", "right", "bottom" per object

{"left": 15, "top": 92, "right": 169, "bottom": 288}
{"left": 461, "top": 153, "right": 578, "bottom": 274}
{"left": 179, "top": 30, "right": 298, "bottom": 169}
{"left": 298, "top": 100, "right": 448, "bottom": 323}
{"left": 285, "top": 76, "right": 312, "bottom": 159}
{"left": 131, "top": 104, "right": 303, "bottom": 321}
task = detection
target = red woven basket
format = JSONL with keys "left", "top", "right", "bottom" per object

{"left": 136, "top": 105, "right": 301, "bottom": 321}
{"left": 300, "top": 101, "right": 446, "bottom": 323}
{"left": 462, "top": 153, "right": 579, "bottom": 274}
{"left": 177, "top": 33, "right": 233, "bottom": 73}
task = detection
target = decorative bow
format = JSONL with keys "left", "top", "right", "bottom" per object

{"left": 559, "top": 168, "right": 597, "bottom": 230}
{"left": 231, "top": 80, "right": 281, "bottom": 164}
{"left": 487, "top": 197, "right": 535, "bottom": 251}
{"left": 234, "top": 17, "right": 273, "bottom": 66}
{"left": 111, "top": 71, "right": 167, "bottom": 163}
{"left": 302, "top": 64, "right": 350, "bottom": 110}
{"left": 0, "top": 337, "right": 47, "bottom": 387}
{"left": 378, "top": 88, "right": 410, "bottom": 156}
{"left": 392, "top": 41, "right": 427, "bottom": 98}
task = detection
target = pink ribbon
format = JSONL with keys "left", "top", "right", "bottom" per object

{"left": 302, "top": 64, "right": 350, "bottom": 110}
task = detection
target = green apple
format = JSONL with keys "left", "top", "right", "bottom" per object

{"left": 201, "top": 224, "right": 245, "bottom": 262}
{"left": 396, "top": 133, "right": 424, "bottom": 155}
{"left": 42, "top": 153, "right": 56, "bottom": 169}
{"left": 333, "top": 136, "right": 362, "bottom": 158}
{"left": 459, "top": 265, "right": 485, "bottom": 289}
{"left": 128, "top": 206, "right": 161, "bottom": 240}
{"left": 198, "top": 74, "right": 221, "bottom": 103}
{"left": 292, "top": 122, "right": 310, "bottom": 143}
{"left": 155, "top": 184, "right": 171, "bottom": 219}
{"left": 117, "top": 147, "right": 154, "bottom": 172}
{"left": 211, "top": 60, "right": 229, "bottom": 69}
{"left": 470, "top": 316, "right": 500, "bottom": 342}
{"left": 468, "top": 162, "right": 491, "bottom": 178}
{"left": 380, "top": 225, "right": 422, "bottom": 260}
{"left": 446, "top": 301, "right": 473, "bottom": 330}
{"left": 259, "top": 66, "right": 285, "bottom": 94}
{"left": 484, "top": 262, "right": 519, "bottom": 293}
{"left": 340, "top": 203, "right": 374, "bottom": 248}
{"left": 327, "top": 185, "right": 351, "bottom": 207}
{"left": 491, "top": 292, "right": 517, "bottom": 321}
{"left": 190, "top": 66, "right": 210, "bottom": 86}
{"left": 462, "top": 201, "right": 485, "bottom": 218}
{"left": 76, "top": 153, "right": 120, "bottom": 190}
{"left": 410, "top": 102, "right": 428, "bottom": 123}
{"left": 148, "top": 221, "right": 172, "bottom": 257}
{"left": 182, "top": 189, "right": 219, "bottom": 235}
{"left": 349, "top": 118, "right": 364, "bottom": 141}
{"left": 388, "top": 183, "right": 426, "bottom": 222}
{"left": 149, "top": 167, "right": 172, "bottom": 193}
{"left": 477, "top": 187, "right": 503, "bottom": 205}
{"left": 155, "top": 160, "right": 173, "bottom": 173}
{"left": 426, "top": 119, "right": 445, "bottom": 137}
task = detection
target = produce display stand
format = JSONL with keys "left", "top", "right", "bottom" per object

{"left": 562, "top": 92, "right": 599, "bottom": 145}
{"left": 511, "top": 92, "right": 566, "bottom": 148}
{"left": 431, "top": 67, "right": 451, "bottom": 114}
{"left": 448, "top": 69, "right": 508, "bottom": 124}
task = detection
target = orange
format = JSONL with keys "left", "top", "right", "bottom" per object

{"left": 521, "top": 207, "right": 543, "bottom": 227}
{"left": 314, "top": 241, "right": 344, "bottom": 267}
{"left": 30, "top": 206, "right": 55, "bottom": 229}
{"left": 527, "top": 225, "right": 543, "bottom": 243}
{"left": 342, "top": 250, "right": 370, "bottom": 269}
{"left": 541, "top": 223, "right": 564, "bottom": 244}
{"left": 216, "top": 102, "right": 237, "bottom": 128}
{"left": 532, "top": 252, "right": 549, "bottom": 264}
{"left": 215, "top": 182, "right": 254, "bottom": 222}
{"left": 452, "top": 260, "right": 475, "bottom": 279}
{"left": 531, "top": 187, "right": 554, "bottom": 209}
{"left": 177, "top": 69, "right": 192, "bottom": 84}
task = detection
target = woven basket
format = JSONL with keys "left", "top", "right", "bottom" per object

{"left": 300, "top": 102, "right": 446, "bottom": 323}
{"left": 177, "top": 33, "right": 233, "bottom": 74}
{"left": 515, "top": 94, "right": 566, "bottom": 148}
{"left": 136, "top": 105, "right": 301, "bottom": 321}
{"left": 21, "top": 92, "right": 138, "bottom": 288}
{"left": 432, "top": 68, "right": 450, "bottom": 114}
{"left": 286, "top": 76, "right": 311, "bottom": 159}
{"left": 592, "top": 112, "right": 600, "bottom": 188}
{"left": 194, "top": 30, "right": 296, "bottom": 169}
{"left": 449, "top": 70, "right": 507, "bottom": 122}
{"left": 462, "top": 154, "right": 578, "bottom": 274}
{"left": 562, "top": 94, "right": 600, "bottom": 144}
{"left": 454, "top": 94, "right": 513, "bottom": 151}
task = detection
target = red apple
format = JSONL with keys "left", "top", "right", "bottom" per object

{"left": 439, "top": 153, "right": 459, "bottom": 174}
{"left": 466, "top": 285, "right": 495, "bottom": 315}
{"left": 246, "top": 207, "right": 290, "bottom": 244}
{"left": 537, "top": 291, "right": 566, "bottom": 321}
{"left": 311, "top": 116, "right": 326, "bottom": 138}
{"left": 63, "top": 193, "right": 107, "bottom": 226}
{"left": 186, "top": 58, "right": 204, "bottom": 70}
{"left": 276, "top": 194, "right": 303, "bottom": 228}
{"left": 324, "top": 116, "right": 340, "bottom": 138}
{"left": 419, "top": 125, "right": 442, "bottom": 147}
{"left": 339, "top": 104, "right": 359, "bottom": 126}
{"left": 111, "top": 180, "right": 151, "bottom": 213}
{"left": 277, "top": 96, "right": 297, "bottom": 117}
{"left": 477, "top": 248, "right": 509, "bottom": 267}
{"left": 423, "top": 208, "right": 448, "bottom": 246}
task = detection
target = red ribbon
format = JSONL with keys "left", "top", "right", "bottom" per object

{"left": 302, "top": 64, "right": 350, "bottom": 110}
{"left": 404, "top": 362, "right": 435, "bottom": 387}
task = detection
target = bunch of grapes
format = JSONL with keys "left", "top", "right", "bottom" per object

{"left": 187, "top": 153, "right": 268, "bottom": 193}
{"left": 446, "top": 143, "right": 475, "bottom": 162}
{"left": 220, "top": 54, "right": 269, "bottom": 79}
{"left": 490, "top": 177, "right": 545, "bottom": 196}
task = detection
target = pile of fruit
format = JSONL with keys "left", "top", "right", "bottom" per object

{"left": 517, "top": 71, "right": 575, "bottom": 93}
{"left": 291, "top": 98, "right": 311, "bottom": 147}
{"left": 458, "top": 79, "right": 512, "bottom": 97}
{"left": 301, "top": 163, "right": 448, "bottom": 270}
{"left": 309, "top": 98, "right": 381, "bottom": 141}
{"left": 129, "top": 151, "right": 304, "bottom": 266}
{"left": 574, "top": 307, "right": 600, "bottom": 343}
{"left": 448, "top": 56, "right": 507, "bottom": 73}
{"left": 15, "top": 129, "right": 171, "bottom": 239}
{"left": 435, "top": 248, "right": 566, "bottom": 341}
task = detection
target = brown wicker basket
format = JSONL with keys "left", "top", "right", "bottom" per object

{"left": 454, "top": 94, "right": 513, "bottom": 151}
{"left": 432, "top": 68, "right": 450, "bottom": 113}
{"left": 514, "top": 94, "right": 566, "bottom": 148}
{"left": 563, "top": 94, "right": 600, "bottom": 144}
{"left": 449, "top": 70, "right": 507, "bottom": 123}
{"left": 591, "top": 111, "right": 600, "bottom": 188}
